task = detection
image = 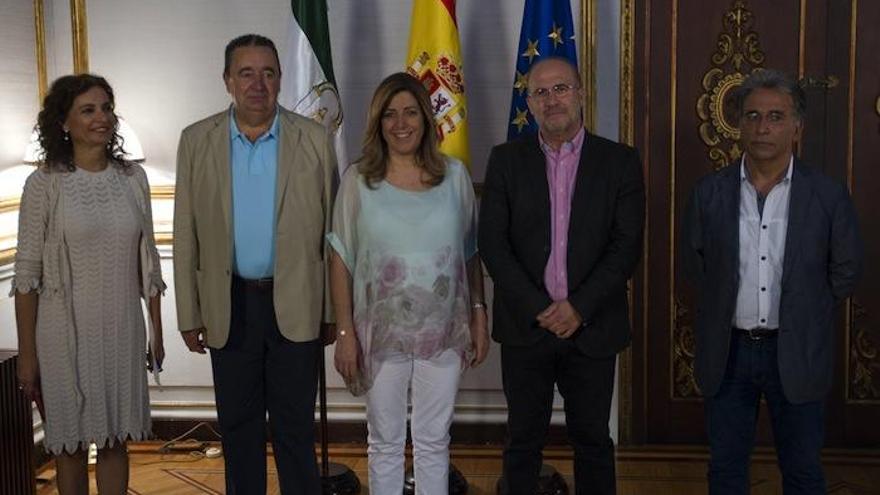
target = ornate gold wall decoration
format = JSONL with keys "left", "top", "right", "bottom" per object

{"left": 672, "top": 297, "right": 701, "bottom": 399}
{"left": 696, "top": 0, "right": 766, "bottom": 169}
{"left": 849, "top": 301, "right": 880, "bottom": 402}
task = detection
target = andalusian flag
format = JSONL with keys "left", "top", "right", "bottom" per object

{"left": 507, "top": 0, "right": 578, "bottom": 140}
{"left": 280, "top": 0, "right": 348, "bottom": 174}
{"left": 405, "top": 0, "right": 470, "bottom": 166}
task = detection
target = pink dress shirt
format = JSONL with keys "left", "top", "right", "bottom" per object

{"left": 540, "top": 127, "right": 586, "bottom": 302}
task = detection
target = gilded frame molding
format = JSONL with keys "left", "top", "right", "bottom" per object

{"left": 581, "top": 0, "right": 598, "bottom": 131}
{"left": 579, "top": 0, "right": 638, "bottom": 444}
{"left": 70, "top": 0, "right": 89, "bottom": 73}
{"left": 34, "top": 0, "right": 48, "bottom": 101}
{"left": 617, "top": 0, "right": 636, "bottom": 445}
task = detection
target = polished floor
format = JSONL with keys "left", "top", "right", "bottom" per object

{"left": 35, "top": 442, "right": 880, "bottom": 494}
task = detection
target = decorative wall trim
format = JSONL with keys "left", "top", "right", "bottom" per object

{"left": 843, "top": 0, "right": 859, "bottom": 406}
{"left": 70, "top": 0, "right": 89, "bottom": 73}
{"left": 0, "top": 188, "right": 176, "bottom": 266}
{"left": 0, "top": 197, "right": 20, "bottom": 214}
{"left": 848, "top": 301, "right": 880, "bottom": 403}
{"left": 847, "top": 0, "right": 857, "bottom": 191}
{"left": 33, "top": 0, "right": 47, "bottom": 102}
{"left": 695, "top": 0, "right": 765, "bottom": 170}
{"left": 0, "top": 248, "right": 15, "bottom": 268}
{"left": 149, "top": 419, "right": 575, "bottom": 446}
{"left": 151, "top": 185, "right": 174, "bottom": 200}
{"left": 618, "top": 0, "right": 636, "bottom": 446}
{"left": 581, "top": 0, "right": 597, "bottom": 131}
{"left": 671, "top": 298, "right": 700, "bottom": 400}
{"left": 667, "top": 0, "right": 680, "bottom": 406}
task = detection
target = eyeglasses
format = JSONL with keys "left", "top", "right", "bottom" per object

{"left": 527, "top": 83, "right": 578, "bottom": 100}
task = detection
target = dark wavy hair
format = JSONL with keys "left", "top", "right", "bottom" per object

{"left": 357, "top": 72, "right": 445, "bottom": 189}
{"left": 223, "top": 34, "right": 281, "bottom": 78}
{"left": 36, "top": 74, "right": 129, "bottom": 172}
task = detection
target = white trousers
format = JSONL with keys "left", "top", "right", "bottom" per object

{"left": 366, "top": 349, "right": 461, "bottom": 495}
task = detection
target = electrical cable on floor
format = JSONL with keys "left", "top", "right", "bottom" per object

{"left": 146, "top": 421, "right": 224, "bottom": 462}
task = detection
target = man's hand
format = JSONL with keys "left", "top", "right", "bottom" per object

{"left": 181, "top": 327, "right": 207, "bottom": 354}
{"left": 321, "top": 323, "right": 337, "bottom": 346}
{"left": 537, "top": 300, "right": 583, "bottom": 339}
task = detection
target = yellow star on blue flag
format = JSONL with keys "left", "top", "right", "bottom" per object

{"left": 507, "top": 0, "right": 578, "bottom": 140}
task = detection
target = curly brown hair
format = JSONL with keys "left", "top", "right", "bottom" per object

{"left": 357, "top": 72, "right": 445, "bottom": 188}
{"left": 36, "top": 74, "right": 130, "bottom": 172}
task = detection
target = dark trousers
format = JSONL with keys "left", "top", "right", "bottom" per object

{"left": 210, "top": 278, "right": 320, "bottom": 495}
{"left": 706, "top": 332, "right": 826, "bottom": 495}
{"left": 501, "top": 336, "right": 617, "bottom": 495}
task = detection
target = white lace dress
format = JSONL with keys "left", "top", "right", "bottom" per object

{"left": 11, "top": 163, "right": 165, "bottom": 455}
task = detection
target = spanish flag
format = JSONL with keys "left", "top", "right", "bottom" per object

{"left": 405, "top": 0, "right": 470, "bottom": 166}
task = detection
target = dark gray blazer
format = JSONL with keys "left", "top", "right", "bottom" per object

{"left": 479, "top": 132, "right": 645, "bottom": 357}
{"left": 682, "top": 159, "right": 862, "bottom": 403}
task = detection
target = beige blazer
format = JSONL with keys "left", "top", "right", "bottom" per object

{"left": 173, "top": 107, "right": 337, "bottom": 348}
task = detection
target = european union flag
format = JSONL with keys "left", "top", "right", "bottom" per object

{"left": 507, "top": 0, "right": 578, "bottom": 140}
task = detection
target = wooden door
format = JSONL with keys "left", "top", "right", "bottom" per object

{"left": 625, "top": 0, "right": 880, "bottom": 446}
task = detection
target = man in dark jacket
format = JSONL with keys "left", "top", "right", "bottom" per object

{"left": 682, "top": 69, "right": 862, "bottom": 494}
{"left": 480, "top": 57, "right": 645, "bottom": 494}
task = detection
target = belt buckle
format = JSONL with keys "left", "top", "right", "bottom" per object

{"left": 746, "top": 328, "right": 762, "bottom": 340}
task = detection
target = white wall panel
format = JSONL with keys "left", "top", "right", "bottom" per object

{"left": 0, "top": 0, "right": 39, "bottom": 170}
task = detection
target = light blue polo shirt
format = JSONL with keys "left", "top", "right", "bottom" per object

{"left": 230, "top": 109, "right": 279, "bottom": 279}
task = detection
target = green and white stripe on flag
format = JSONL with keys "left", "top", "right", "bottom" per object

{"left": 280, "top": 0, "right": 348, "bottom": 175}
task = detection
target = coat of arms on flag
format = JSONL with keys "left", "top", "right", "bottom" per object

{"left": 405, "top": 0, "right": 470, "bottom": 165}
{"left": 407, "top": 52, "right": 465, "bottom": 144}
{"left": 293, "top": 80, "right": 343, "bottom": 133}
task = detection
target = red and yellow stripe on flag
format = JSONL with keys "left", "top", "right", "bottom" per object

{"left": 405, "top": 0, "right": 470, "bottom": 166}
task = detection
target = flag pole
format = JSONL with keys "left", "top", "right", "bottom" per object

{"left": 318, "top": 348, "right": 360, "bottom": 494}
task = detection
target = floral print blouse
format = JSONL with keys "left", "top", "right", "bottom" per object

{"left": 327, "top": 157, "right": 477, "bottom": 395}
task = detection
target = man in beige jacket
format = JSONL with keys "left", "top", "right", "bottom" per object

{"left": 173, "top": 34, "right": 336, "bottom": 494}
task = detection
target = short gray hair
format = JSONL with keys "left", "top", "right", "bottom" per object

{"left": 734, "top": 69, "right": 806, "bottom": 120}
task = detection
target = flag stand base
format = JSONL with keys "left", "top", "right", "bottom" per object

{"left": 403, "top": 464, "right": 468, "bottom": 494}
{"left": 320, "top": 462, "right": 360, "bottom": 494}
{"left": 496, "top": 464, "right": 569, "bottom": 494}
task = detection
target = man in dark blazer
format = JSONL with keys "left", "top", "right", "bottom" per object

{"left": 682, "top": 69, "right": 862, "bottom": 494}
{"left": 479, "top": 57, "right": 645, "bottom": 494}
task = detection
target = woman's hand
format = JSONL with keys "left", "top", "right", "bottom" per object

{"left": 17, "top": 352, "right": 44, "bottom": 419}
{"left": 154, "top": 336, "right": 165, "bottom": 371}
{"left": 334, "top": 330, "right": 361, "bottom": 384}
{"left": 148, "top": 334, "right": 165, "bottom": 372}
{"left": 469, "top": 307, "right": 490, "bottom": 367}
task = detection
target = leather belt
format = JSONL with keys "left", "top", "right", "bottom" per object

{"left": 234, "top": 275, "right": 274, "bottom": 290}
{"left": 734, "top": 327, "right": 777, "bottom": 340}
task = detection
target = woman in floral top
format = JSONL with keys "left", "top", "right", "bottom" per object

{"left": 328, "top": 72, "right": 488, "bottom": 494}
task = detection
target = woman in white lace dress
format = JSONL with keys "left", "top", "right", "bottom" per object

{"left": 13, "top": 74, "right": 165, "bottom": 494}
